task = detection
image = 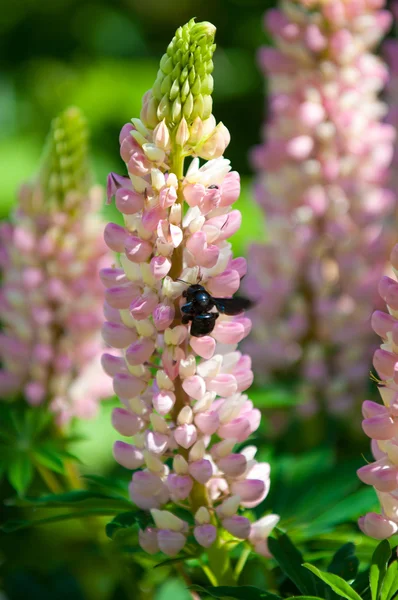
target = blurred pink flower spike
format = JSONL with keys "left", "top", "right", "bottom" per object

{"left": 0, "top": 107, "right": 113, "bottom": 425}
{"left": 246, "top": 0, "right": 396, "bottom": 417}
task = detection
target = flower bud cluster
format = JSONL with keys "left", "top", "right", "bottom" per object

{"left": 0, "top": 107, "right": 112, "bottom": 425}
{"left": 102, "top": 21, "right": 278, "bottom": 557}
{"left": 246, "top": 0, "right": 395, "bottom": 415}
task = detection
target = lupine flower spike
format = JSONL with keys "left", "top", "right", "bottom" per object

{"left": 358, "top": 243, "right": 398, "bottom": 539}
{"left": 0, "top": 107, "right": 112, "bottom": 425}
{"left": 247, "top": 0, "right": 395, "bottom": 416}
{"left": 102, "top": 19, "right": 278, "bottom": 574}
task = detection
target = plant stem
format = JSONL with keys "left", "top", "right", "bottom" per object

{"left": 36, "top": 463, "right": 63, "bottom": 494}
{"left": 65, "top": 459, "right": 82, "bottom": 490}
{"left": 234, "top": 546, "right": 251, "bottom": 581}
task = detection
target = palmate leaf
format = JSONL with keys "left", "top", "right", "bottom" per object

{"left": 370, "top": 541, "right": 391, "bottom": 600}
{"left": 304, "top": 564, "right": 362, "bottom": 600}
{"left": 380, "top": 561, "right": 398, "bottom": 600}
{"left": 1, "top": 508, "right": 120, "bottom": 532}
{"left": 189, "top": 585, "right": 281, "bottom": 599}
{"left": 327, "top": 543, "right": 359, "bottom": 581}
{"left": 7, "top": 454, "right": 33, "bottom": 496}
{"left": 7, "top": 489, "right": 132, "bottom": 510}
{"left": 105, "top": 510, "right": 149, "bottom": 539}
{"left": 268, "top": 533, "right": 329, "bottom": 598}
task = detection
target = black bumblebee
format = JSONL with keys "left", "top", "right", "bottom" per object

{"left": 180, "top": 283, "right": 252, "bottom": 337}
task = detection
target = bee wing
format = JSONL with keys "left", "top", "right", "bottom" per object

{"left": 212, "top": 296, "right": 253, "bottom": 315}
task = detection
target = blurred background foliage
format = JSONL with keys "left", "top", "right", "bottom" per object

{"left": 0, "top": 1, "right": 394, "bottom": 599}
{"left": 0, "top": 0, "right": 274, "bottom": 479}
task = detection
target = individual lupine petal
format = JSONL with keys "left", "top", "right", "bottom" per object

{"left": 150, "top": 509, "right": 187, "bottom": 532}
{"left": 362, "top": 414, "right": 397, "bottom": 440}
{"left": 194, "top": 524, "right": 217, "bottom": 548}
{"left": 218, "top": 453, "right": 247, "bottom": 477}
{"left": 112, "top": 408, "right": 143, "bottom": 436}
{"left": 358, "top": 513, "right": 398, "bottom": 539}
{"left": 145, "top": 431, "right": 169, "bottom": 455}
{"left": 126, "top": 339, "right": 156, "bottom": 366}
{"left": 222, "top": 516, "right": 251, "bottom": 539}
{"left": 174, "top": 424, "right": 197, "bottom": 449}
{"left": 357, "top": 460, "right": 398, "bottom": 492}
{"left": 189, "top": 459, "right": 213, "bottom": 483}
{"left": 230, "top": 479, "right": 266, "bottom": 504}
{"left": 212, "top": 321, "right": 246, "bottom": 344}
{"left": 190, "top": 335, "right": 216, "bottom": 359}
{"left": 107, "top": 172, "right": 131, "bottom": 203}
{"left": 100, "top": 268, "right": 128, "bottom": 287}
{"left": 206, "top": 374, "right": 237, "bottom": 397}
{"left": 130, "top": 290, "right": 159, "bottom": 320}
{"left": 113, "top": 373, "right": 147, "bottom": 399}
{"left": 116, "top": 188, "right": 145, "bottom": 214}
{"left": 102, "top": 322, "right": 137, "bottom": 348}
{"left": 194, "top": 410, "right": 220, "bottom": 435}
{"left": 113, "top": 441, "right": 145, "bottom": 469}
{"left": 182, "top": 375, "right": 206, "bottom": 400}
{"left": 105, "top": 283, "right": 141, "bottom": 310}
{"left": 166, "top": 474, "right": 193, "bottom": 500}
{"left": 125, "top": 235, "right": 153, "bottom": 263}
{"left": 150, "top": 256, "right": 171, "bottom": 279}
{"left": 153, "top": 302, "right": 175, "bottom": 331}
{"left": 104, "top": 223, "right": 128, "bottom": 252}
{"left": 218, "top": 417, "right": 251, "bottom": 442}
{"left": 249, "top": 514, "right": 280, "bottom": 557}
{"left": 215, "top": 495, "right": 241, "bottom": 518}
{"left": 153, "top": 390, "right": 176, "bottom": 415}
{"left": 157, "top": 530, "right": 186, "bottom": 556}
{"left": 139, "top": 528, "right": 159, "bottom": 554}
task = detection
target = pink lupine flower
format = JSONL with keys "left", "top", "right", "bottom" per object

{"left": 247, "top": 0, "right": 395, "bottom": 416}
{"left": 102, "top": 19, "right": 278, "bottom": 561}
{"left": 358, "top": 243, "right": 398, "bottom": 539}
{"left": 0, "top": 108, "right": 112, "bottom": 425}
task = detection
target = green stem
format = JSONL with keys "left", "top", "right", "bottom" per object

{"left": 36, "top": 463, "right": 64, "bottom": 494}
{"left": 234, "top": 546, "right": 251, "bottom": 581}
{"left": 167, "top": 143, "right": 236, "bottom": 587}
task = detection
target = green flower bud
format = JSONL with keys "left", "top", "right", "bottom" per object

{"left": 150, "top": 19, "right": 216, "bottom": 128}
{"left": 39, "top": 107, "right": 91, "bottom": 206}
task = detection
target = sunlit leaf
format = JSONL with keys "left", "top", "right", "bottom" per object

{"left": 370, "top": 541, "right": 391, "bottom": 600}
{"left": 304, "top": 563, "right": 363, "bottom": 600}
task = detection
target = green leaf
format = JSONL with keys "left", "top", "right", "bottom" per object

{"left": 189, "top": 585, "right": 281, "bottom": 600}
{"left": 1, "top": 508, "right": 119, "bottom": 532}
{"left": 352, "top": 568, "right": 371, "bottom": 600}
{"left": 304, "top": 563, "right": 363, "bottom": 600}
{"left": 328, "top": 543, "right": 359, "bottom": 581}
{"left": 286, "top": 598, "right": 326, "bottom": 600}
{"left": 380, "top": 561, "right": 398, "bottom": 600}
{"left": 370, "top": 540, "right": 391, "bottom": 600}
{"left": 32, "top": 446, "right": 66, "bottom": 474}
{"left": 248, "top": 386, "right": 300, "bottom": 409}
{"left": 268, "top": 534, "right": 323, "bottom": 597}
{"left": 8, "top": 489, "right": 131, "bottom": 510}
{"left": 7, "top": 454, "right": 33, "bottom": 495}
{"left": 105, "top": 511, "right": 139, "bottom": 539}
